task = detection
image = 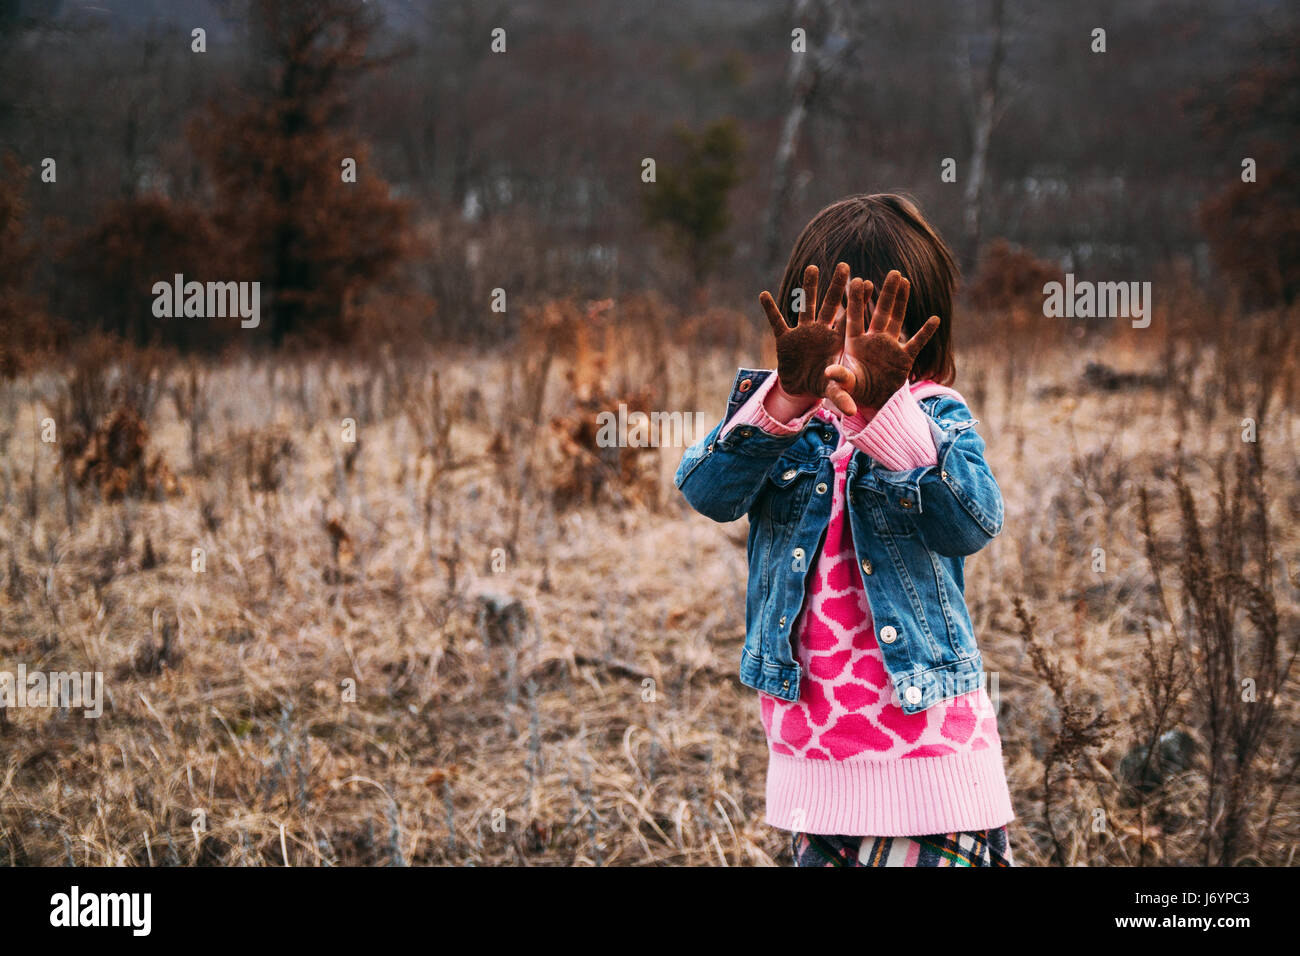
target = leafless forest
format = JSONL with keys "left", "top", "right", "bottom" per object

{"left": 0, "top": 0, "right": 1296, "bottom": 866}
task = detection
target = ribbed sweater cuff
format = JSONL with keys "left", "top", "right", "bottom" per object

{"left": 840, "top": 385, "right": 938, "bottom": 470}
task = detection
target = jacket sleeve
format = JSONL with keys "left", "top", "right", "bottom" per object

{"left": 864, "top": 395, "right": 1004, "bottom": 557}
{"left": 674, "top": 373, "right": 813, "bottom": 523}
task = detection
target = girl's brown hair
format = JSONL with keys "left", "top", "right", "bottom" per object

{"left": 776, "top": 193, "right": 959, "bottom": 385}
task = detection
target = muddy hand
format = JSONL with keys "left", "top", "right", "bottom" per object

{"left": 823, "top": 270, "right": 940, "bottom": 417}
{"left": 759, "top": 262, "right": 851, "bottom": 400}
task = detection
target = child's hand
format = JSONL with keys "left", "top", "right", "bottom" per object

{"left": 760, "top": 262, "right": 851, "bottom": 403}
{"left": 823, "top": 270, "right": 940, "bottom": 417}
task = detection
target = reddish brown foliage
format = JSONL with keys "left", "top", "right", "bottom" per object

{"left": 965, "top": 239, "right": 1061, "bottom": 313}
{"left": 64, "top": 405, "right": 177, "bottom": 501}
{"left": 0, "top": 152, "right": 65, "bottom": 377}
{"left": 189, "top": 0, "right": 414, "bottom": 347}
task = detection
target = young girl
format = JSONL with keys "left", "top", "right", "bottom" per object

{"left": 675, "top": 194, "right": 1015, "bottom": 867}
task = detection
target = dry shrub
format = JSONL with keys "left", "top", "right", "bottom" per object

{"left": 965, "top": 239, "right": 1062, "bottom": 314}
{"left": 57, "top": 337, "right": 177, "bottom": 501}
{"left": 168, "top": 360, "right": 210, "bottom": 471}
{"left": 323, "top": 515, "right": 356, "bottom": 584}
{"left": 241, "top": 427, "right": 297, "bottom": 494}
{"left": 1013, "top": 596, "right": 1116, "bottom": 866}
{"left": 0, "top": 310, "right": 67, "bottom": 381}
{"left": 1139, "top": 440, "right": 1298, "bottom": 865}
{"left": 1116, "top": 626, "right": 1193, "bottom": 864}
{"left": 58, "top": 336, "right": 167, "bottom": 432}
{"left": 333, "top": 289, "right": 439, "bottom": 357}
{"left": 65, "top": 406, "right": 177, "bottom": 501}
{"left": 405, "top": 368, "right": 455, "bottom": 470}
{"left": 517, "top": 297, "right": 583, "bottom": 423}
{"left": 541, "top": 298, "right": 660, "bottom": 509}
{"left": 961, "top": 240, "right": 1066, "bottom": 407}
{"left": 495, "top": 297, "right": 663, "bottom": 512}
{"left": 546, "top": 386, "right": 657, "bottom": 509}
{"left": 1168, "top": 304, "right": 1297, "bottom": 430}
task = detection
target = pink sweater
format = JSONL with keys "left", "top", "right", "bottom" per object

{"left": 722, "top": 375, "right": 1014, "bottom": 836}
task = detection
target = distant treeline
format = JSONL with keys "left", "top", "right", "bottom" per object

{"left": 0, "top": 0, "right": 1295, "bottom": 355}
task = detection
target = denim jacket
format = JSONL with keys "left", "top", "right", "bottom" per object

{"left": 674, "top": 368, "right": 1003, "bottom": 715}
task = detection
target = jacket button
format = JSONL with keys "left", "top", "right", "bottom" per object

{"left": 899, "top": 498, "right": 912, "bottom": 508}
{"left": 904, "top": 686, "right": 923, "bottom": 705}
{"left": 782, "top": 468, "right": 797, "bottom": 481}
{"left": 879, "top": 625, "right": 897, "bottom": 644}
{"left": 738, "top": 427, "right": 753, "bottom": 438}
{"left": 739, "top": 378, "right": 753, "bottom": 392}
{"left": 782, "top": 680, "right": 790, "bottom": 689}
{"left": 815, "top": 482, "right": 828, "bottom": 494}
{"left": 779, "top": 615, "right": 787, "bottom": 626}
{"left": 941, "top": 471, "right": 948, "bottom": 479}
{"left": 792, "top": 547, "right": 805, "bottom": 561}
{"left": 861, "top": 559, "right": 873, "bottom": 575}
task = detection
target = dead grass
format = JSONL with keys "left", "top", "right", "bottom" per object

{"left": 0, "top": 301, "right": 1296, "bottom": 866}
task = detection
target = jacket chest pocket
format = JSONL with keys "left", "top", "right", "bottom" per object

{"left": 761, "top": 460, "right": 820, "bottom": 524}
{"left": 861, "top": 482, "right": 918, "bottom": 539}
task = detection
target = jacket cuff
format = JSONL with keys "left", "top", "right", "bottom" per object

{"left": 721, "top": 373, "right": 820, "bottom": 438}
{"left": 841, "top": 386, "right": 938, "bottom": 470}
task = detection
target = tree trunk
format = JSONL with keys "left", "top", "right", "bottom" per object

{"left": 761, "top": 0, "right": 815, "bottom": 272}
{"left": 761, "top": 0, "right": 847, "bottom": 273}
{"left": 962, "top": 0, "right": 1005, "bottom": 272}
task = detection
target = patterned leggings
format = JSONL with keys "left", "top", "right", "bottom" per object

{"left": 792, "top": 826, "right": 1014, "bottom": 867}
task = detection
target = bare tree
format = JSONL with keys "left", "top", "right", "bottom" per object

{"left": 761, "top": 0, "right": 851, "bottom": 272}
{"left": 959, "top": 0, "right": 1006, "bottom": 271}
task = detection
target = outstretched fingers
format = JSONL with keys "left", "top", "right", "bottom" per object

{"left": 905, "top": 315, "right": 941, "bottom": 358}
{"left": 760, "top": 291, "right": 788, "bottom": 338}
{"left": 818, "top": 262, "right": 850, "bottom": 326}
{"left": 868, "top": 270, "right": 900, "bottom": 334}
{"left": 888, "top": 277, "right": 911, "bottom": 337}
{"left": 799, "top": 265, "right": 819, "bottom": 326}
{"left": 846, "top": 278, "right": 869, "bottom": 339}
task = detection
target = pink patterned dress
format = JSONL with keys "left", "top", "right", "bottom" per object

{"left": 724, "top": 375, "right": 1015, "bottom": 846}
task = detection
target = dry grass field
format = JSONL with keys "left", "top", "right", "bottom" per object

{"left": 0, "top": 298, "right": 1296, "bottom": 866}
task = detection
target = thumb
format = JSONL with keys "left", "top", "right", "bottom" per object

{"left": 825, "top": 363, "right": 855, "bottom": 388}
{"left": 824, "top": 380, "right": 858, "bottom": 417}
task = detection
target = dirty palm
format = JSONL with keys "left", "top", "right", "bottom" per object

{"left": 675, "top": 194, "right": 1015, "bottom": 866}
